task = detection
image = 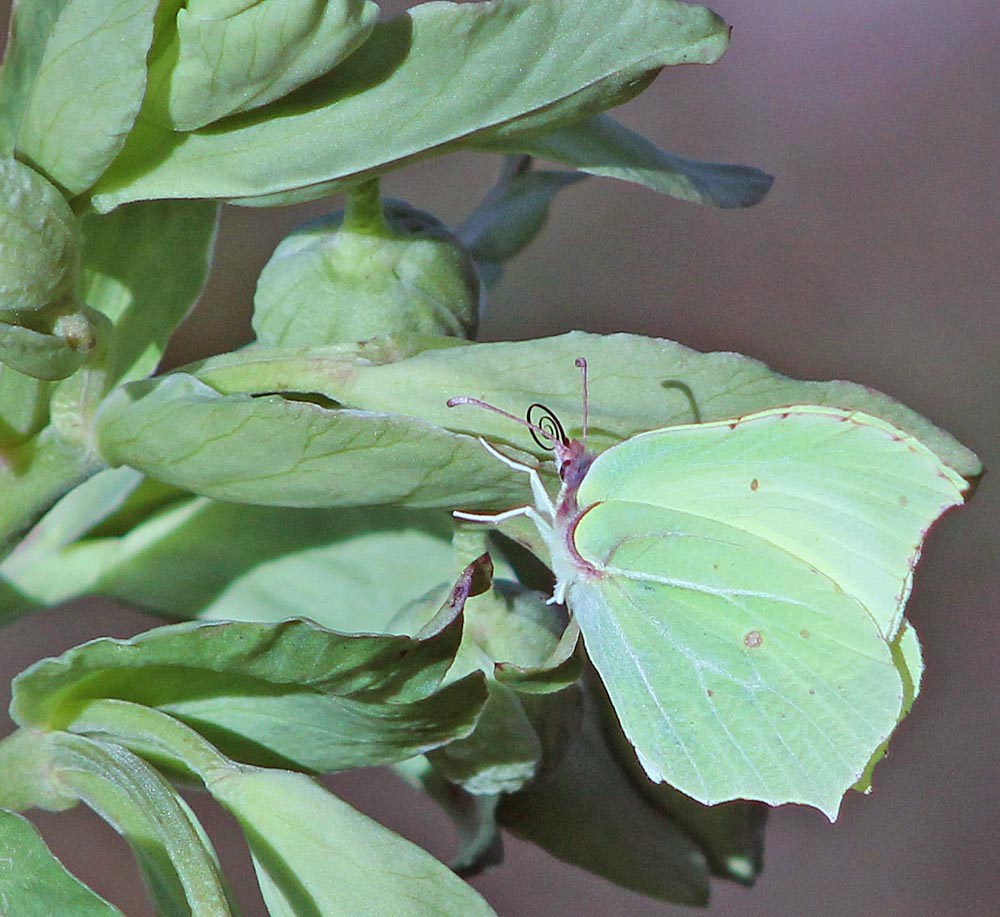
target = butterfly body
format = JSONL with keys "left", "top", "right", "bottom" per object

{"left": 450, "top": 385, "right": 968, "bottom": 818}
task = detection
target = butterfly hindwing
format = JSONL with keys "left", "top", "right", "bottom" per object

{"left": 569, "top": 499, "right": 903, "bottom": 819}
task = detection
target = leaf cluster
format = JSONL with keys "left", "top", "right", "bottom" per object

{"left": 0, "top": 1, "right": 980, "bottom": 914}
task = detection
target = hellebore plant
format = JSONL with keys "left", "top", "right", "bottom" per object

{"left": 0, "top": 0, "right": 981, "bottom": 914}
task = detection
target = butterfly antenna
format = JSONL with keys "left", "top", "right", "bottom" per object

{"left": 575, "top": 357, "right": 589, "bottom": 446}
{"left": 447, "top": 395, "right": 559, "bottom": 446}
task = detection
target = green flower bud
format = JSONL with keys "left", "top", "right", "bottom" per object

{"left": 0, "top": 159, "right": 78, "bottom": 313}
{"left": 253, "top": 196, "right": 481, "bottom": 346}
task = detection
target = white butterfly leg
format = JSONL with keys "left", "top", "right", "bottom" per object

{"left": 453, "top": 504, "right": 554, "bottom": 543}
{"left": 474, "top": 437, "right": 556, "bottom": 519}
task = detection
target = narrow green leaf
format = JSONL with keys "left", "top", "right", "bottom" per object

{"left": 458, "top": 157, "right": 586, "bottom": 287}
{"left": 88, "top": 0, "right": 730, "bottom": 209}
{"left": 0, "top": 468, "right": 144, "bottom": 620}
{"left": 55, "top": 701, "right": 495, "bottom": 915}
{"left": 207, "top": 765, "right": 497, "bottom": 916}
{"left": 49, "top": 733, "right": 234, "bottom": 915}
{"left": 79, "top": 200, "right": 220, "bottom": 384}
{"left": 481, "top": 114, "right": 774, "bottom": 208}
{"left": 0, "top": 729, "right": 79, "bottom": 813}
{"left": 15, "top": 0, "right": 159, "bottom": 195}
{"left": 0, "top": 808, "right": 125, "bottom": 916}
{"left": 1, "top": 467, "right": 143, "bottom": 576}
{"left": 12, "top": 614, "right": 488, "bottom": 772}
{"left": 0, "top": 363, "right": 51, "bottom": 445}
{"left": 0, "top": 426, "right": 101, "bottom": 562}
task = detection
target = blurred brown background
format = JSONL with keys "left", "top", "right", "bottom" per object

{"left": 2, "top": 1, "right": 997, "bottom": 914}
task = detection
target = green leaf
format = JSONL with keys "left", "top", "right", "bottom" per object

{"left": 0, "top": 729, "right": 79, "bottom": 813}
{"left": 94, "top": 370, "right": 527, "bottom": 509}
{"left": 15, "top": 0, "right": 159, "bottom": 195}
{"left": 0, "top": 0, "right": 72, "bottom": 153}
{"left": 481, "top": 114, "right": 774, "bottom": 208}
{"left": 393, "top": 756, "right": 504, "bottom": 877}
{"left": 47, "top": 732, "right": 234, "bottom": 915}
{"left": 0, "top": 426, "right": 101, "bottom": 561}
{"left": 458, "top": 157, "right": 586, "bottom": 288}
{"left": 0, "top": 808, "right": 125, "bottom": 915}
{"left": 1, "top": 467, "right": 143, "bottom": 573}
{"left": 88, "top": 0, "right": 730, "bottom": 209}
{"left": 146, "top": 0, "right": 379, "bottom": 130}
{"left": 499, "top": 689, "right": 710, "bottom": 905}
{"left": 0, "top": 472, "right": 460, "bottom": 629}
{"left": 190, "top": 331, "right": 981, "bottom": 509}
{"left": 392, "top": 574, "right": 583, "bottom": 795}
{"left": 11, "top": 614, "right": 488, "bottom": 773}
{"left": 206, "top": 765, "right": 496, "bottom": 916}
{"left": 0, "top": 364, "right": 52, "bottom": 445}
{"left": 55, "top": 700, "right": 496, "bottom": 916}
{"left": 79, "top": 200, "right": 220, "bottom": 385}
{"left": 0, "top": 468, "right": 145, "bottom": 619}
{"left": 0, "top": 321, "right": 90, "bottom": 381}
{"left": 0, "top": 158, "right": 79, "bottom": 314}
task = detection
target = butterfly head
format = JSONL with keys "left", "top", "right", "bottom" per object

{"left": 447, "top": 358, "right": 594, "bottom": 484}
{"left": 524, "top": 401, "right": 593, "bottom": 486}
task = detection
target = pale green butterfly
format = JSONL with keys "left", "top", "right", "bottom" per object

{"left": 448, "top": 359, "right": 969, "bottom": 819}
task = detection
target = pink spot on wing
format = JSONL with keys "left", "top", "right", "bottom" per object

{"left": 743, "top": 630, "right": 764, "bottom": 649}
{"left": 750, "top": 478, "right": 760, "bottom": 492}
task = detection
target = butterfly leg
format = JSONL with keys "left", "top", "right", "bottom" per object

{"left": 453, "top": 505, "right": 554, "bottom": 542}
{"left": 476, "top": 437, "right": 556, "bottom": 519}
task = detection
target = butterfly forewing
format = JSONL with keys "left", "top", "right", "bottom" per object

{"left": 574, "top": 406, "right": 967, "bottom": 639}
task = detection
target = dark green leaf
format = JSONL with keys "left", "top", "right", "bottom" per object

{"left": 482, "top": 114, "right": 774, "bottom": 208}
{"left": 499, "top": 690, "right": 710, "bottom": 905}
{"left": 394, "top": 757, "right": 504, "bottom": 878}
{"left": 458, "top": 157, "right": 586, "bottom": 287}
